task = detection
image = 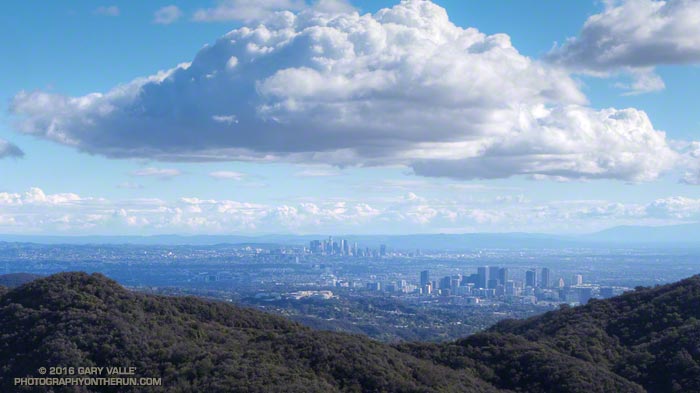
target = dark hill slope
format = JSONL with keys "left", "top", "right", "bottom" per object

{"left": 3, "top": 273, "right": 700, "bottom": 393}
{"left": 401, "top": 276, "right": 700, "bottom": 393}
{"left": 0, "top": 272, "right": 497, "bottom": 393}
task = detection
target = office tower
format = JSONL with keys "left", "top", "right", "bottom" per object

{"left": 309, "top": 240, "right": 321, "bottom": 254}
{"left": 558, "top": 277, "right": 565, "bottom": 288}
{"left": 577, "top": 287, "right": 593, "bottom": 304}
{"left": 487, "top": 279, "right": 499, "bottom": 289}
{"left": 477, "top": 266, "right": 489, "bottom": 289}
{"left": 526, "top": 269, "right": 537, "bottom": 288}
{"left": 498, "top": 267, "right": 508, "bottom": 284}
{"left": 398, "top": 280, "right": 407, "bottom": 291}
{"left": 489, "top": 266, "right": 501, "bottom": 285}
{"left": 572, "top": 274, "right": 583, "bottom": 286}
{"left": 541, "top": 267, "right": 551, "bottom": 288}
{"left": 352, "top": 242, "right": 358, "bottom": 256}
{"left": 505, "top": 280, "right": 517, "bottom": 296}
{"left": 342, "top": 240, "right": 349, "bottom": 256}
{"left": 380, "top": 244, "right": 387, "bottom": 257}
{"left": 464, "top": 274, "right": 479, "bottom": 285}
{"left": 420, "top": 270, "right": 430, "bottom": 287}
{"left": 439, "top": 276, "right": 452, "bottom": 290}
{"left": 451, "top": 275, "right": 461, "bottom": 289}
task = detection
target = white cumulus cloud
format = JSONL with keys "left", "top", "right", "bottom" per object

{"left": 546, "top": 0, "right": 700, "bottom": 94}
{"left": 1, "top": 187, "right": 700, "bottom": 234}
{"left": 9, "top": 0, "right": 683, "bottom": 182}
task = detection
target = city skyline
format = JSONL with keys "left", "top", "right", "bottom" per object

{"left": 2, "top": 0, "right": 700, "bottom": 236}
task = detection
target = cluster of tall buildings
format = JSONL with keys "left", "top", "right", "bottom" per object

{"left": 308, "top": 237, "right": 387, "bottom": 257}
{"left": 358, "top": 266, "right": 621, "bottom": 305}
{"left": 418, "top": 267, "right": 584, "bottom": 299}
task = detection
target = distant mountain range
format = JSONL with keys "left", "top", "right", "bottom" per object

{"left": 1, "top": 271, "right": 700, "bottom": 392}
{"left": 582, "top": 222, "right": 700, "bottom": 244}
{"left": 1, "top": 222, "right": 698, "bottom": 249}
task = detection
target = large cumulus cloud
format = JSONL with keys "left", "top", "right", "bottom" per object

{"left": 10, "top": 0, "right": 678, "bottom": 181}
{"left": 546, "top": 0, "right": 700, "bottom": 94}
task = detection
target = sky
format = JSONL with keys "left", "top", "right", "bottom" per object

{"left": 1, "top": 0, "right": 700, "bottom": 236}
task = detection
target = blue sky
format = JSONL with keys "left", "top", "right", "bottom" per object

{"left": 1, "top": 0, "right": 700, "bottom": 235}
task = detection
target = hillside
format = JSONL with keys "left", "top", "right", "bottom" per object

{"left": 1, "top": 273, "right": 700, "bottom": 392}
{"left": 401, "top": 276, "right": 700, "bottom": 392}
{"left": 0, "top": 272, "right": 495, "bottom": 393}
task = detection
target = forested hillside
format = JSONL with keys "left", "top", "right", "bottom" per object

{"left": 0, "top": 272, "right": 495, "bottom": 392}
{"left": 2, "top": 272, "right": 699, "bottom": 392}
{"left": 401, "top": 276, "right": 700, "bottom": 392}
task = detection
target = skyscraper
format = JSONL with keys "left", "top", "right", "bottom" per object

{"left": 489, "top": 266, "right": 501, "bottom": 285}
{"left": 487, "top": 279, "right": 499, "bottom": 289}
{"left": 309, "top": 240, "right": 321, "bottom": 253}
{"left": 541, "top": 268, "right": 551, "bottom": 288}
{"left": 380, "top": 244, "right": 387, "bottom": 257}
{"left": 420, "top": 270, "right": 430, "bottom": 287}
{"left": 477, "top": 266, "right": 489, "bottom": 289}
{"left": 498, "top": 267, "right": 508, "bottom": 284}
{"left": 439, "top": 276, "right": 452, "bottom": 290}
{"left": 572, "top": 274, "right": 583, "bottom": 286}
{"left": 526, "top": 269, "right": 537, "bottom": 288}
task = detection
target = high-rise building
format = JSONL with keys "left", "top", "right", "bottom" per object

{"left": 505, "top": 280, "right": 519, "bottom": 296}
{"left": 380, "top": 244, "right": 387, "bottom": 257}
{"left": 577, "top": 287, "right": 593, "bottom": 304}
{"left": 525, "top": 269, "right": 537, "bottom": 288}
{"left": 498, "top": 267, "right": 508, "bottom": 284}
{"left": 397, "top": 280, "right": 407, "bottom": 291}
{"left": 558, "top": 277, "right": 565, "bottom": 288}
{"left": 309, "top": 240, "right": 321, "bottom": 253}
{"left": 420, "top": 270, "right": 430, "bottom": 287}
{"left": 439, "top": 276, "right": 452, "bottom": 290}
{"left": 489, "top": 266, "right": 501, "bottom": 285}
{"left": 477, "top": 266, "right": 489, "bottom": 289}
{"left": 487, "top": 279, "right": 499, "bottom": 289}
{"left": 541, "top": 268, "right": 551, "bottom": 288}
{"left": 464, "top": 274, "right": 479, "bottom": 285}
{"left": 572, "top": 274, "right": 583, "bottom": 286}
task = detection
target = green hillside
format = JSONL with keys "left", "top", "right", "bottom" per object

{"left": 2, "top": 272, "right": 700, "bottom": 392}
